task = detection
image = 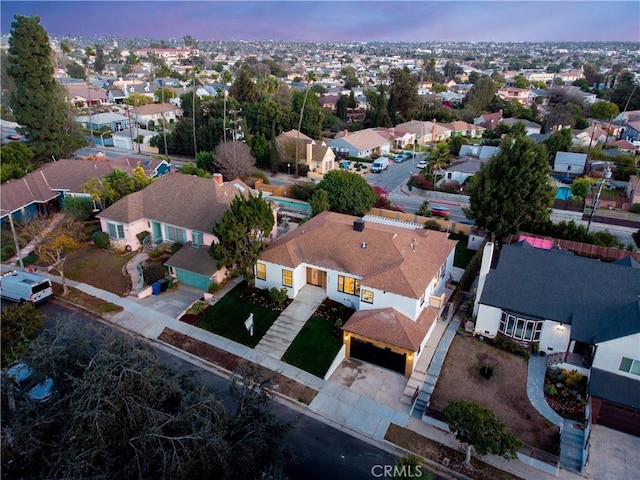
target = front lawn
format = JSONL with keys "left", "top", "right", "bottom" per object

{"left": 64, "top": 246, "right": 132, "bottom": 296}
{"left": 451, "top": 234, "right": 475, "bottom": 269}
{"left": 196, "top": 282, "right": 283, "bottom": 348}
{"left": 282, "top": 316, "right": 343, "bottom": 378}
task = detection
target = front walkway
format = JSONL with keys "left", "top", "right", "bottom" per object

{"left": 255, "top": 285, "right": 325, "bottom": 359}
{"left": 528, "top": 355, "right": 585, "bottom": 473}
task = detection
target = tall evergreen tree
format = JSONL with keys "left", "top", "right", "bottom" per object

{"left": 7, "top": 15, "right": 86, "bottom": 161}
{"left": 209, "top": 193, "right": 275, "bottom": 284}
{"left": 388, "top": 67, "right": 420, "bottom": 123}
{"left": 464, "top": 135, "right": 554, "bottom": 237}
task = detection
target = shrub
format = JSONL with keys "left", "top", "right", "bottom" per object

{"left": 136, "top": 231, "right": 151, "bottom": 243}
{"left": 290, "top": 182, "right": 316, "bottom": 202}
{"left": 207, "top": 280, "right": 220, "bottom": 294}
{"left": 251, "top": 170, "right": 270, "bottom": 185}
{"left": 170, "top": 242, "right": 183, "bottom": 254}
{"left": 440, "top": 180, "right": 461, "bottom": 193}
{"left": 632, "top": 203, "right": 640, "bottom": 214}
{"left": 148, "top": 247, "right": 165, "bottom": 259}
{"left": 410, "top": 174, "right": 434, "bottom": 190}
{"left": 1, "top": 244, "right": 16, "bottom": 261}
{"left": 186, "top": 300, "right": 209, "bottom": 315}
{"left": 92, "top": 231, "right": 110, "bottom": 249}
{"left": 544, "top": 384, "right": 557, "bottom": 396}
{"left": 423, "top": 220, "right": 442, "bottom": 231}
{"left": 63, "top": 196, "right": 94, "bottom": 221}
{"left": 269, "top": 286, "right": 289, "bottom": 305}
{"left": 142, "top": 261, "right": 165, "bottom": 285}
{"left": 490, "top": 335, "right": 530, "bottom": 359}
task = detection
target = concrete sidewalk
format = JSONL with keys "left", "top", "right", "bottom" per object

{"left": 14, "top": 270, "right": 606, "bottom": 480}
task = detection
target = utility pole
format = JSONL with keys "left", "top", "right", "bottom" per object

{"left": 586, "top": 164, "right": 612, "bottom": 233}
{"left": 229, "top": 109, "right": 242, "bottom": 163}
{"left": 161, "top": 85, "right": 168, "bottom": 157}
{"left": 295, "top": 71, "right": 313, "bottom": 178}
{"left": 223, "top": 89, "right": 227, "bottom": 143}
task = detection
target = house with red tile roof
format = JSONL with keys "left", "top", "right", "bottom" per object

{"left": 255, "top": 212, "right": 457, "bottom": 376}
{"left": 473, "top": 110, "right": 503, "bottom": 131}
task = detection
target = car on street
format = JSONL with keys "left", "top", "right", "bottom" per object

{"left": 417, "top": 159, "right": 428, "bottom": 169}
{"left": 393, "top": 154, "right": 406, "bottom": 163}
{"left": 7, "top": 134, "right": 21, "bottom": 141}
{"left": 429, "top": 205, "right": 450, "bottom": 217}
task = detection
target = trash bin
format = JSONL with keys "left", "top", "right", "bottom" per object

{"left": 408, "top": 182, "right": 413, "bottom": 192}
{"left": 165, "top": 276, "right": 174, "bottom": 289}
{"left": 151, "top": 282, "right": 161, "bottom": 295}
{"left": 158, "top": 278, "right": 168, "bottom": 292}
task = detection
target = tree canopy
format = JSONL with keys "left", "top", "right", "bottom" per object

{"left": 464, "top": 135, "right": 554, "bottom": 237}
{"left": 1, "top": 319, "right": 288, "bottom": 479}
{"left": 7, "top": 15, "right": 86, "bottom": 161}
{"left": 315, "top": 170, "right": 377, "bottom": 217}
{"left": 209, "top": 193, "right": 275, "bottom": 283}
{"left": 443, "top": 400, "right": 522, "bottom": 465}
{"left": 0, "top": 302, "right": 44, "bottom": 367}
{"left": 213, "top": 140, "right": 256, "bottom": 181}
{"left": 0, "top": 142, "right": 34, "bottom": 183}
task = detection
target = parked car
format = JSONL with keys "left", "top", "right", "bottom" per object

{"left": 393, "top": 155, "right": 405, "bottom": 163}
{"left": 6, "top": 362, "right": 54, "bottom": 402}
{"left": 417, "top": 159, "right": 428, "bottom": 169}
{"left": 7, "top": 134, "right": 21, "bottom": 141}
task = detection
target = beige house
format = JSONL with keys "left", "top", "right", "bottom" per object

{"left": 276, "top": 130, "right": 336, "bottom": 175}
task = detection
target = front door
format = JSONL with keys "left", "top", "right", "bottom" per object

{"left": 306, "top": 268, "right": 326, "bottom": 288}
{"left": 151, "top": 221, "right": 162, "bottom": 243}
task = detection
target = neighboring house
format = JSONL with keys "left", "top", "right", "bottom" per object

{"left": 497, "top": 86, "right": 531, "bottom": 105}
{"left": 440, "top": 120, "right": 485, "bottom": 138}
{"left": 97, "top": 173, "right": 276, "bottom": 289}
{"left": 0, "top": 159, "right": 135, "bottom": 223}
{"left": 255, "top": 212, "right": 457, "bottom": 377}
{"left": 473, "top": 241, "right": 640, "bottom": 436}
{"left": 129, "top": 103, "right": 183, "bottom": 129}
{"left": 75, "top": 112, "right": 130, "bottom": 132}
{"left": 553, "top": 152, "right": 588, "bottom": 175}
{"left": 108, "top": 156, "right": 170, "bottom": 178}
{"left": 605, "top": 140, "right": 638, "bottom": 155}
{"left": 276, "top": 130, "right": 336, "bottom": 174}
{"left": 500, "top": 118, "right": 542, "bottom": 136}
{"left": 474, "top": 110, "right": 503, "bottom": 130}
{"left": 65, "top": 83, "right": 109, "bottom": 108}
{"left": 319, "top": 95, "right": 339, "bottom": 111}
{"left": 458, "top": 144, "right": 500, "bottom": 160}
{"left": 328, "top": 129, "right": 391, "bottom": 159}
{"left": 443, "top": 156, "right": 484, "bottom": 184}
{"left": 572, "top": 125, "right": 608, "bottom": 148}
{"left": 111, "top": 127, "right": 159, "bottom": 154}
{"left": 107, "top": 87, "right": 127, "bottom": 104}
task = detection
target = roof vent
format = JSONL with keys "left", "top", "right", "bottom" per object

{"left": 353, "top": 219, "right": 365, "bottom": 232}
{"left": 361, "top": 242, "right": 367, "bottom": 249}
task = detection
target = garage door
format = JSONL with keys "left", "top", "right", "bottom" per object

{"left": 596, "top": 401, "right": 640, "bottom": 437}
{"left": 350, "top": 338, "right": 405, "bottom": 374}
{"left": 174, "top": 268, "right": 211, "bottom": 290}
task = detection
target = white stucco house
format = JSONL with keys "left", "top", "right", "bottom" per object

{"left": 328, "top": 129, "right": 391, "bottom": 159}
{"left": 255, "top": 212, "right": 458, "bottom": 376}
{"left": 473, "top": 241, "right": 640, "bottom": 436}
{"left": 97, "top": 173, "right": 276, "bottom": 290}
{"left": 553, "top": 152, "right": 588, "bottom": 176}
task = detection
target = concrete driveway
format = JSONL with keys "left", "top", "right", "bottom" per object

{"left": 583, "top": 424, "right": 640, "bottom": 479}
{"left": 133, "top": 283, "right": 204, "bottom": 319}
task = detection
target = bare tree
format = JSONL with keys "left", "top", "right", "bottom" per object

{"left": 213, "top": 140, "right": 256, "bottom": 181}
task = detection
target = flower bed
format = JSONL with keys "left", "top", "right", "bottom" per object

{"left": 544, "top": 368, "right": 587, "bottom": 422}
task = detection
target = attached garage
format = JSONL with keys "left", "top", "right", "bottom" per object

{"left": 588, "top": 368, "right": 640, "bottom": 437}
{"left": 165, "top": 243, "right": 224, "bottom": 290}
{"left": 350, "top": 338, "right": 406, "bottom": 374}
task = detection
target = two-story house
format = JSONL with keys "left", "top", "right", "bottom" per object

{"left": 255, "top": 212, "right": 457, "bottom": 376}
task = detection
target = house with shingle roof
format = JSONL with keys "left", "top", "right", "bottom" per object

{"left": 129, "top": 103, "right": 183, "bottom": 129}
{"left": 328, "top": 128, "right": 392, "bottom": 159}
{"left": 473, "top": 110, "right": 503, "bottom": 131}
{"left": 0, "top": 159, "right": 135, "bottom": 223}
{"left": 440, "top": 120, "right": 485, "bottom": 138}
{"left": 255, "top": 212, "right": 457, "bottom": 376}
{"left": 276, "top": 130, "right": 337, "bottom": 175}
{"left": 553, "top": 151, "right": 588, "bottom": 176}
{"left": 97, "top": 173, "right": 275, "bottom": 289}
{"left": 64, "top": 83, "right": 109, "bottom": 108}
{"left": 473, "top": 242, "right": 640, "bottom": 437}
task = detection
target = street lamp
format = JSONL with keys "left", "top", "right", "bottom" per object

{"left": 586, "top": 164, "right": 612, "bottom": 233}
{"left": 1, "top": 209, "right": 24, "bottom": 270}
{"left": 288, "top": 163, "right": 291, "bottom": 176}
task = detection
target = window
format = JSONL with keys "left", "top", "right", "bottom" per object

{"left": 361, "top": 289, "right": 374, "bottom": 304}
{"left": 165, "top": 225, "right": 186, "bottom": 243}
{"left": 338, "top": 275, "right": 360, "bottom": 296}
{"left": 619, "top": 357, "right": 640, "bottom": 376}
{"left": 192, "top": 231, "right": 203, "bottom": 247}
{"left": 256, "top": 263, "right": 266, "bottom": 281}
{"left": 107, "top": 223, "right": 124, "bottom": 240}
{"left": 282, "top": 269, "right": 292, "bottom": 287}
{"left": 499, "top": 312, "right": 542, "bottom": 342}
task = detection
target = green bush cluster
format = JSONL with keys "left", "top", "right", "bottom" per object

{"left": 489, "top": 335, "right": 530, "bottom": 359}
{"left": 142, "top": 261, "right": 165, "bottom": 285}
{"left": 149, "top": 247, "right": 165, "bottom": 259}
{"left": 207, "top": 280, "right": 220, "bottom": 294}
{"left": 186, "top": 300, "right": 209, "bottom": 315}
{"left": 269, "top": 286, "right": 289, "bottom": 305}
{"left": 136, "top": 231, "right": 151, "bottom": 243}
{"left": 92, "top": 231, "right": 110, "bottom": 249}
{"left": 170, "top": 242, "right": 183, "bottom": 254}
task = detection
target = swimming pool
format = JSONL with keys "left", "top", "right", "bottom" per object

{"left": 269, "top": 196, "right": 312, "bottom": 216}
{"left": 556, "top": 186, "right": 572, "bottom": 200}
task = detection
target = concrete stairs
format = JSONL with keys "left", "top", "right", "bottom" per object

{"left": 559, "top": 420, "right": 586, "bottom": 474}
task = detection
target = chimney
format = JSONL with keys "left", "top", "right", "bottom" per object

{"left": 343, "top": 129, "right": 348, "bottom": 137}
{"left": 306, "top": 142, "right": 312, "bottom": 162}
{"left": 353, "top": 219, "right": 365, "bottom": 232}
{"left": 212, "top": 173, "right": 223, "bottom": 186}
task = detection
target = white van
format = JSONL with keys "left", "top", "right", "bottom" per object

{"left": 0, "top": 270, "right": 53, "bottom": 304}
{"left": 371, "top": 157, "right": 389, "bottom": 173}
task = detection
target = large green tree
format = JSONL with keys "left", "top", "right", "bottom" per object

{"left": 7, "top": 15, "right": 86, "bottom": 161}
{"left": 315, "top": 170, "right": 377, "bottom": 216}
{"left": 388, "top": 67, "right": 420, "bottom": 123}
{"left": 542, "top": 128, "right": 573, "bottom": 165}
{"left": 461, "top": 76, "right": 499, "bottom": 120}
{"left": 209, "top": 193, "right": 275, "bottom": 284}
{"left": 464, "top": 135, "right": 554, "bottom": 236}
{"left": 0, "top": 302, "right": 44, "bottom": 367}
{"left": 1, "top": 319, "right": 288, "bottom": 479}
{"left": 443, "top": 400, "right": 522, "bottom": 466}
{"left": 0, "top": 142, "right": 34, "bottom": 183}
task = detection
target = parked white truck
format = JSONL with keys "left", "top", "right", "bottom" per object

{"left": 371, "top": 157, "right": 389, "bottom": 173}
{"left": 0, "top": 270, "right": 53, "bottom": 304}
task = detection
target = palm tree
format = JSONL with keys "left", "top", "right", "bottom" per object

{"left": 295, "top": 70, "right": 316, "bottom": 177}
{"left": 427, "top": 142, "right": 454, "bottom": 189}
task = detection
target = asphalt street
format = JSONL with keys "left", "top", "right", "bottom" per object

{"left": 2, "top": 299, "right": 446, "bottom": 480}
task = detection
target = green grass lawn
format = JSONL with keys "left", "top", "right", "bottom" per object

{"left": 452, "top": 235, "right": 475, "bottom": 269}
{"left": 282, "top": 316, "right": 343, "bottom": 378}
{"left": 65, "top": 246, "right": 132, "bottom": 296}
{"left": 196, "top": 283, "right": 281, "bottom": 348}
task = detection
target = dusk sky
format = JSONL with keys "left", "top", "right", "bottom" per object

{"left": 2, "top": 1, "right": 639, "bottom": 43}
